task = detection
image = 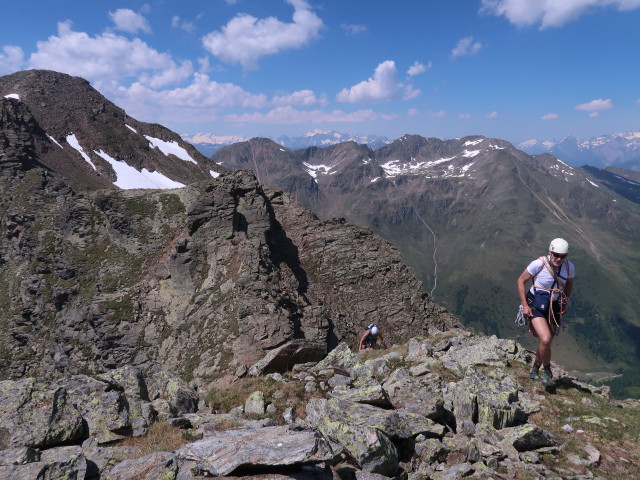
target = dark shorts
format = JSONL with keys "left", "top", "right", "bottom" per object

{"left": 526, "top": 292, "right": 562, "bottom": 336}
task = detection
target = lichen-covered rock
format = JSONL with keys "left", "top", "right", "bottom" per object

{"left": 244, "top": 390, "right": 266, "bottom": 416}
{"left": 304, "top": 400, "right": 398, "bottom": 476}
{"left": 175, "top": 425, "right": 341, "bottom": 476}
{"left": 248, "top": 339, "right": 327, "bottom": 377}
{"left": 58, "top": 375, "right": 146, "bottom": 444}
{"left": 312, "top": 343, "right": 379, "bottom": 389}
{"left": 145, "top": 371, "right": 199, "bottom": 418}
{"left": 0, "top": 378, "right": 85, "bottom": 449}
{"left": 104, "top": 451, "right": 177, "bottom": 480}
{"left": 438, "top": 335, "right": 520, "bottom": 376}
{"left": 445, "top": 368, "right": 521, "bottom": 430}
{"left": 0, "top": 445, "right": 86, "bottom": 480}
{"left": 306, "top": 398, "right": 443, "bottom": 441}
{"left": 501, "top": 423, "right": 556, "bottom": 452}
{"left": 382, "top": 369, "right": 446, "bottom": 422}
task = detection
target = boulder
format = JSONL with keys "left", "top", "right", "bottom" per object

{"left": 0, "top": 378, "right": 85, "bottom": 449}
{"left": 0, "top": 446, "right": 86, "bottom": 480}
{"left": 501, "top": 424, "right": 556, "bottom": 452}
{"left": 176, "top": 425, "right": 341, "bottom": 476}
{"left": 104, "top": 451, "right": 177, "bottom": 480}
{"left": 248, "top": 340, "right": 327, "bottom": 376}
{"left": 382, "top": 369, "right": 446, "bottom": 421}
{"left": 445, "top": 368, "right": 521, "bottom": 430}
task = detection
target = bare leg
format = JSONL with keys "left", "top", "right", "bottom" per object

{"left": 531, "top": 316, "right": 554, "bottom": 366}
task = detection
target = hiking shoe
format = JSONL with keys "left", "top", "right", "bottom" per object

{"left": 540, "top": 372, "right": 554, "bottom": 387}
{"left": 529, "top": 370, "right": 540, "bottom": 380}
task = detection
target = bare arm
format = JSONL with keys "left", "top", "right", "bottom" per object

{"left": 517, "top": 269, "right": 533, "bottom": 317}
{"left": 378, "top": 333, "right": 388, "bottom": 348}
{"left": 564, "top": 278, "right": 573, "bottom": 298}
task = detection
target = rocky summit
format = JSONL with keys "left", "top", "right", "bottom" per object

{"left": 2, "top": 332, "right": 639, "bottom": 479}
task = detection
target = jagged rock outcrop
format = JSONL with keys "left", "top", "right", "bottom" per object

{"left": 0, "top": 132, "right": 459, "bottom": 387}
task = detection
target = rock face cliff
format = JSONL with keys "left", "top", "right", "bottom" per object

{"left": 0, "top": 92, "right": 459, "bottom": 388}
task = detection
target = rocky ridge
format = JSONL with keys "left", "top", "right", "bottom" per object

{"left": 1, "top": 82, "right": 459, "bottom": 387}
{"left": 1, "top": 331, "right": 638, "bottom": 479}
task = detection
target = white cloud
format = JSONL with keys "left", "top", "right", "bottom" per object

{"left": 28, "top": 21, "right": 190, "bottom": 87}
{"left": 118, "top": 73, "right": 268, "bottom": 111}
{"left": 480, "top": 0, "right": 640, "bottom": 29}
{"left": 429, "top": 110, "right": 446, "bottom": 118}
{"left": 0, "top": 45, "right": 25, "bottom": 74}
{"left": 459, "top": 113, "right": 472, "bottom": 119}
{"left": 202, "top": 0, "right": 324, "bottom": 69}
{"left": 172, "top": 16, "right": 196, "bottom": 33}
{"left": 225, "top": 105, "right": 396, "bottom": 124}
{"left": 109, "top": 9, "right": 151, "bottom": 34}
{"left": 541, "top": 113, "right": 558, "bottom": 120}
{"left": 341, "top": 24, "right": 367, "bottom": 35}
{"left": 407, "top": 61, "right": 430, "bottom": 76}
{"left": 451, "top": 36, "right": 483, "bottom": 58}
{"left": 272, "top": 89, "right": 328, "bottom": 107}
{"left": 589, "top": 111, "right": 600, "bottom": 118}
{"left": 336, "top": 60, "right": 421, "bottom": 104}
{"left": 408, "top": 108, "right": 420, "bottom": 116}
{"left": 575, "top": 98, "right": 613, "bottom": 111}
{"left": 485, "top": 111, "right": 499, "bottom": 118}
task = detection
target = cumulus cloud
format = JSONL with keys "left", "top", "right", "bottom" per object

{"left": 0, "top": 45, "right": 25, "bottom": 74}
{"left": 429, "top": 110, "right": 446, "bottom": 118}
{"left": 480, "top": 0, "right": 640, "bottom": 29}
{"left": 589, "top": 111, "right": 600, "bottom": 118}
{"left": 28, "top": 21, "right": 191, "bottom": 88}
{"left": 202, "top": 0, "right": 324, "bottom": 69}
{"left": 336, "top": 60, "right": 421, "bottom": 104}
{"left": 575, "top": 98, "right": 613, "bottom": 111}
{"left": 541, "top": 113, "right": 558, "bottom": 120}
{"left": 451, "top": 36, "right": 483, "bottom": 58}
{"left": 272, "top": 89, "right": 328, "bottom": 107}
{"left": 341, "top": 24, "right": 367, "bottom": 35}
{"left": 109, "top": 9, "right": 152, "bottom": 34}
{"left": 485, "top": 111, "right": 499, "bottom": 118}
{"left": 225, "top": 105, "right": 396, "bottom": 124}
{"left": 407, "top": 61, "right": 430, "bottom": 76}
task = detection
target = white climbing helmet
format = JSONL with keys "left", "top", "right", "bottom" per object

{"left": 549, "top": 238, "right": 569, "bottom": 254}
{"left": 370, "top": 326, "right": 378, "bottom": 335}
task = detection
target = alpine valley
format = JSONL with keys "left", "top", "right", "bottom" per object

{"left": 212, "top": 132, "right": 640, "bottom": 381}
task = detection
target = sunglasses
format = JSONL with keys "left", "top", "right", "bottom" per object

{"left": 550, "top": 252, "right": 567, "bottom": 259}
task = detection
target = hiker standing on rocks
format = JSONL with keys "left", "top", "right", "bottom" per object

{"left": 517, "top": 238, "right": 574, "bottom": 387}
{"left": 359, "top": 323, "right": 388, "bottom": 351}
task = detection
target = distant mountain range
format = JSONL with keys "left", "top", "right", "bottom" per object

{"left": 184, "top": 130, "right": 389, "bottom": 157}
{"left": 518, "top": 131, "right": 640, "bottom": 171}
{"left": 214, "top": 135, "right": 640, "bottom": 376}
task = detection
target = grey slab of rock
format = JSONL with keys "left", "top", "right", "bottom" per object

{"left": 306, "top": 398, "right": 443, "bottom": 440}
{"left": 382, "top": 369, "right": 445, "bottom": 421}
{"left": 312, "top": 343, "right": 380, "bottom": 389}
{"left": 0, "top": 378, "right": 85, "bottom": 449}
{"left": 0, "top": 447, "right": 40, "bottom": 465}
{"left": 58, "top": 375, "right": 144, "bottom": 444}
{"left": 104, "top": 451, "right": 177, "bottom": 480}
{"left": 406, "top": 338, "right": 434, "bottom": 362}
{"left": 244, "top": 390, "right": 266, "bottom": 415}
{"left": 248, "top": 339, "right": 327, "bottom": 376}
{"left": 438, "top": 336, "right": 519, "bottom": 376}
{"left": 175, "top": 425, "right": 341, "bottom": 476}
{"left": 328, "top": 384, "right": 392, "bottom": 407}
{"left": 445, "top": 368, "right": 521, "bottom": 429}
{"left": 501, "top": 423, "right": 556, "bottom": 452}
{"left": 0, "top": 445, "right": 86, "bottom": 480}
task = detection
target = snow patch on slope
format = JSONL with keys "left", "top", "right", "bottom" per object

{"left": 145, "top": 135, "right": 196, "bottom": 164}
{"left": 94, "top": 150, "right": 185, "bottom": 189}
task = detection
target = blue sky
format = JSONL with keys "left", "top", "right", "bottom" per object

{"left": 1, "top": 0, "right": 639, "bottom": 144}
